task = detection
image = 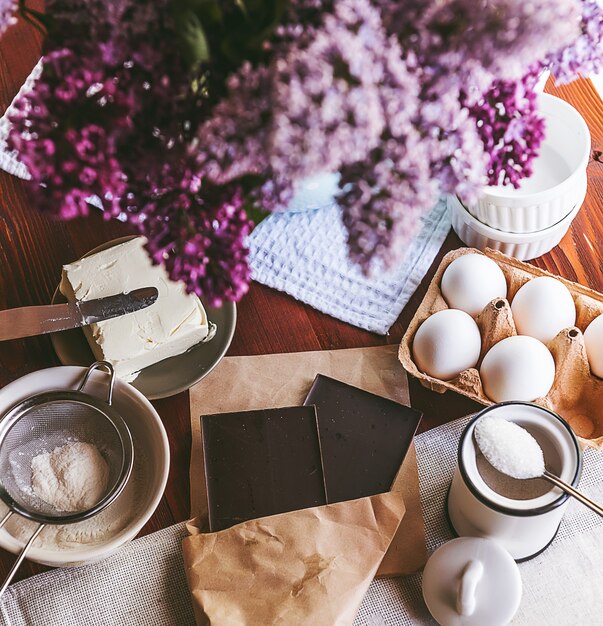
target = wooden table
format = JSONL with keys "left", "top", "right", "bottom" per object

{"left": 0, "top": 9, "right": 601, "bottom": 585}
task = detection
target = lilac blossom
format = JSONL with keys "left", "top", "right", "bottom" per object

{"left": 197, "top": 0, "right": 417, "bottom": 211}
{"left": 196, "top": 62, "right": 272, "bottom": 186}
{"left": 194, "top": 62, "right": 297, "bottom": 212}
{"left": 548, "top": 0, "right": 603, "bottom": 83}
{"left": 338, "top": 131, "right": 439, "bottom": 274}
{"left": 5, "top": 0, "right": 599, "bottom": 294}
{"left": 417, "top": 87, "right": 490, "bottom": 204}
{"left": 135, "top": 183, "right": 253, "bottom": 308}
{"left": 270, "top": 0, "right": 392, "bottom": 182}
{"left": 0, "top": 0, "right": 16, "bottom": 34}
{"left": 468, "top": 70, "right": 546, "bottom": 188}
{"left": 380, "top": 0, "right": 580, "bottom": 82}
{"left": 330, "top": 0, "right": 574, "bottom": 267}
{"left": 8, "top": 0, "right": 254, "bottom": 303}
{"left": 202, "top": 0, "right": 427, "bottom": 227}
{"left": 8, "top": 49, "right": 128, "bottom": 219}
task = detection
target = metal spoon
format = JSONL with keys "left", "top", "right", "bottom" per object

{"left": 474, "top": 416, "right": 603, "bottom": 518}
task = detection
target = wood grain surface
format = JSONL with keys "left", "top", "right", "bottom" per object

{"left": 0, "top": 9, "right": 602, "bottom": 584}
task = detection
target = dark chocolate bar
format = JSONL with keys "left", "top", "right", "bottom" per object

{"left": 202, "top": 405, "right": 327, "bottom": 532}
{"left": 304, "top": 374, "right": 422, "bottom": 503}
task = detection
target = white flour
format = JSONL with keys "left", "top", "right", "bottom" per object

{"left": 31, "top": 442, "right": 109, "bottom": 513}
{"left": 1, "top": 440, "right": 145, "bottom": 551}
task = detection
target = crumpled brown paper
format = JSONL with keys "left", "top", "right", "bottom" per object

{"left": 188, "top": 344, "right": 427, "bottom": 577}
{"left": 183, "top": 491, "right": 405, "bottom": 626}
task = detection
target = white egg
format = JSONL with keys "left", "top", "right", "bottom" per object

{"left": 584, "top": 314, "right": 603, "bottom": 378}
{"left": 480, "top": 336, "right": 555, "bottom": 402}
{"left": 511, "top": 277, "right": 576, "bottom": 344}
{"left": 412, "top": 309, "right": 482, "bottom": 381}
{"left": 440, "top": 253, "right": 508, "bottom": 317}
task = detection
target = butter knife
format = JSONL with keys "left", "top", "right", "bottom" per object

{"left": 0, "top": 287, "right": 159, "bottom": 341}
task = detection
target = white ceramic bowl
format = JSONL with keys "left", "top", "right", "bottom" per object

{"left": 448, "top": 174, "right": 586, "bottom": 260}
{"left": 466, "top": 93, "right": 590, "bottom": 233}
{"left": 0, "top": 366, "right": 170, "bottom": 567}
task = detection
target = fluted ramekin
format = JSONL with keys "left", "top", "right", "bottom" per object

{"left": 448, "top": 175, "right": 586, "bottom": 261}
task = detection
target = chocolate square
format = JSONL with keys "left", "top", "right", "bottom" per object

{"left": 304, "top": 374, "right": 422, "bottom": 503}
{"left": 202, "top": 406, "right": 327, "bottom": 532}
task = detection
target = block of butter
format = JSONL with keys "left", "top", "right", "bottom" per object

{"left": 60, "top": 237, "right": 209, "bottom": 382}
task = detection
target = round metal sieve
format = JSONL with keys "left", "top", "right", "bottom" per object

{"left": 0, "top": 362, "right": 133, "bottom": 596}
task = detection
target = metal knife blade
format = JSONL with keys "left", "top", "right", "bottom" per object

{"left": 0, "top": 286, "right": 159, "bottom": 341}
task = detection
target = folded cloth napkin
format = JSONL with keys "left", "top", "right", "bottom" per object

{"left": 0, "top": 64, "right": 451, "bottom": 335}
{"left": 0, "top": 60, "right": 41, "bottom": 179}
{"left": 248, "top": 198, "right": 450, "bottom": 334}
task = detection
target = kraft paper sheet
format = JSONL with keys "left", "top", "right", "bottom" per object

{"left": 188, "top": 344, "right": 427, "bottom": 577}
{"left": 183, "top": 492, "right": 405, "bottom": 626}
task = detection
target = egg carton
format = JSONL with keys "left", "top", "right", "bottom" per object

{"left": 399, "top": 247, "right": 603, "bottom": 449}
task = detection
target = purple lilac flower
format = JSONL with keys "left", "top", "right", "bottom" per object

{"left": 8, "top": 0, "right": 253, "bottom": 303}
{"left": 414, "top": 80, "right": 489, "bottom": 204}
{"left": 8, "top": 0, "right": 185, "bottom": 223}
{"left": 8, "top": 49, "right": 128, "bottom": 218}
{"left": 196, "top": 62, "right": 272, "bottom": 186}
{"left": 548, "top": 0, "right": 603, "bottom": 83}
{"left": 194, "top": 61, "right": 297, "bottom": 212}
{"left": 6, "top": 0, "right": 597, "bottom": 291}
{"left": 377, "top": 0, "right": 567, "bottom": 200}
{"left": 270, "top": 0, "right": 393, "bottom": 183}
{"left": 468, "top": 69, "right": 546, "bottom": 188}
{"left": 338, "top": 130, "right": 439, "bottom": 274}
{"left": 380, "top": 0, "right": 580, "bottom": 82}
{"left": 135, "top": 183, "right": 253, "bottom": 308}
{"left": 197, "top": 0, "right": 415, "bottom": 212}
{"left": 0, "top": 0, "right": 16, "bottom": 34}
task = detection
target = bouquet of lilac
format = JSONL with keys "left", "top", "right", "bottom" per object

{"left": 2, "top": 0, "right": 602, "bottom": 306}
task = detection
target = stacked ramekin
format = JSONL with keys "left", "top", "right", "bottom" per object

{"left": 450, "top": 93, "right": 590, "bottom": 260}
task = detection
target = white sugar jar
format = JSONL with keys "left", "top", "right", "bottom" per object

{"left": 447, "top": 402, "right": 582, "bottom": 561}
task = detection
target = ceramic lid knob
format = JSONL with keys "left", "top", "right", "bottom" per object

{"left": 422, "top": 537, "right": 522, "bottom": 626}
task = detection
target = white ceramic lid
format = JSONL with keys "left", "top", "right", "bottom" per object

{"left": 422, "top": 537, "right": 522, "bottom": 626}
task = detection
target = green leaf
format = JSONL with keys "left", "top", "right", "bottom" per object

{"left": 203, "top": 0, "right": 289, "bottom": 68}
{"left": 245, "top": 204, "right": 270, "bottom": 226}
{"left": 234, "top": 0, "right": 248, "bottom": 17}
{"left": 174, "top": 9, "right": 211, "bottom": 67}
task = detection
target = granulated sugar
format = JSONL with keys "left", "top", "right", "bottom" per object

{"left": 474, "top": 416, "right": 545, "bottom": 480}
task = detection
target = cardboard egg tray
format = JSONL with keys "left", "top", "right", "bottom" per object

{"left": 399, "top": 247, "right": 603, "bottom": 449}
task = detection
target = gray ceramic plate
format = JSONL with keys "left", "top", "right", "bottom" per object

{"left": 50, "top": 237, "right": 236, "bottom": 399}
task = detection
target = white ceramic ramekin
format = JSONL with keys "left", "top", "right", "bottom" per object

{"left": 0, "top": 366, "right": 170, "bottom": 567}
{"left": 448, "top": 174, "right": 586, "bottom": 260}
{"left": 447, "top": 402, "right": 582, "bottom": 561}
{"left": 466, "top": 93, "right": 590, "bottom": 233}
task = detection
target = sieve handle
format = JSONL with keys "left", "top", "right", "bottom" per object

{"left": 0, "top": 521, "right": 44, "bottom": 598}
{"left": 77, "top": 361, "right": 116, "bottom": 406}
{"left": 0, "top": 510, "right": 13, "bottom": 530}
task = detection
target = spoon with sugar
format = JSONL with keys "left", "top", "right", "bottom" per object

{"left": 474, "top": 416, "right": 603, "bottom": 518}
